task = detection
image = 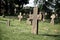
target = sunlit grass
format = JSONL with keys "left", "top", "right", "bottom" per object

{"left": 0, "top": 17, "right": 60, "bottom": 40}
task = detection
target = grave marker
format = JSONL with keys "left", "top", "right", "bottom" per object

{"left": 26, "top": 12, "right": 33, "bottom": 25}
{"left": 31, "top": 7, "right": 38, "bottom": 34}
{"left": 27, "top": 12, "right": 42, "bottom": 25}
{"left": 6, "top": 19, "right": 10, "bottom": 27}
{"left": 18, "top": 12, "right": 22, "bottom": 21}
{"left": 43, "top": 13, "right": 45, "bottom": 22}
{"left": 14, "top": 8, "right": 16, "bottom": 14}
{"left": 50, "top": 14, "right": 55, "bottom": 25}
{"left": 39, "top": 12, "right": 42, "bottom": 20}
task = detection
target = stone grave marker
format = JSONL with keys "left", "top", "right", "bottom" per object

{"left": 43, "top": 12, "right": 47, "bottom": 21}
{"left": 50, "top": 14, "right": 55, "bottom": 25}
{"left": 45, "top": 12, "right": 47, "bottom": 15}
{"left": 42, "top": 13, "right": 45, "bottom": 22}
{"left": 26, "top": 7, "right": 43, "bottom": 34}
{"left": 26, "top": 12, "right": 33, "bottom": 25}
{"left": 31, "top": 7, "right": 38, "bottom": 34}
{"left": 6, "top": 19, "right": 10, "bottom": 27}
{"left": 27, "top": 11, "right": 42, "bottom": 25}
{"left": 18, "top": 12, "right": 22, "bottom": 21}
{"left": 39, "top": 12, "right": 42, "bottom": 20}
{"left": 14, "top": 8, "right": 16, "bottom": 14}
{"left": 55, "top": 14, "right": 58, "bottom": 18}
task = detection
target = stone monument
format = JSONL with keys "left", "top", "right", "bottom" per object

{"left": 18, "top": 12, "right": 22, "bottom": 21}
{"left": 50, "top": 14, "right": 55, "bottom": 25}
{"left": 31, "top": 7, "right": 38, "bottom": 34}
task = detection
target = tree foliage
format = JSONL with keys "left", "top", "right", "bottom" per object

{"left": 34, "top": 0, "right": 60, "bottom": 13}
{"left": 14, "top": 0, "right": 29, "bottom": 5}
{"left": 1, "top": 0, "right": 29, "bottom": 16}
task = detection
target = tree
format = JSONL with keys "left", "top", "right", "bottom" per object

{"left": 14, "top": 0, "right": 29, "bottom": 9}
{"left": 14, "top": 0, "right": 29, "bottom": 15}
{"left": 34, "top": 0, "right": 45, "bottom": 11}
{"left": 34, "top": 0, "right": 38, "bottom": 5}
{"left": 1, "top": 0, "right": 29, "bottom": 16}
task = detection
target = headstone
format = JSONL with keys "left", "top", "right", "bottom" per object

{"left": 45, "top": 12, "right": 47, "bottom": 15}
{"left": 29, "top": 12, "right": 33, "bottom": 19}
{"left": 39, "top": 12, "right": 42, "bottom": 20}
{"left": 7, "top": 19, "right": 10, "bottom": 27}
{"left": 55, "top": 14, "right": 58, "bottom": 18}
{"left": 43, "top": 12, "right": 47, "bottom": 21}
{"left": 50, "top": 14, "right": 55, "bottom": 25}
{"left": 26, "top": 18, "right": 31, "bottom": 25}
{"left": 43, "top": 13, "right": 45, "bottom": 22}
{"left": 26, "top": 7, "right": 43, "bottom": 34}
{"left": 31, "top": 7, "right": 38, "bottom": 34}
{"left": 14, "top": 8, "right": 16, "bottom": 14}
{"left": 23, "top": 13, "right": 26, "bottom": 18}
{"left": 18, "top": 12, "right": 22, "bottom": 21}
{"left": 26, "top": 12, "right": 33, "bottom": 25}
{"left": 27, "top": 12, "right": 42, "bottom": 25}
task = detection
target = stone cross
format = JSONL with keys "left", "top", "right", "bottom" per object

{"left": 23, "top": 13, "right": 26, "bottom": 18}
{"left": 18, "top": 12, "right": 22, "bottom": 21}
{"left": 27, "top": 11, "right": 42, "bottom": 25}
{"left": 43, "top": 12, "right": 47, "bottom": 21}
{"left": 31, "top": 7, "right": 38, "bottom": 34}
{"left": 26, "top": 12, "right": 33, "bottom": 25}
{"left": 39, "top": 12, "right": 42, "bottom": 20}
{"left": 50, "top": 14, "right": 55, "bottom": 25}
{"left": 29, "top": 12, "right": 33, "bottom": 19}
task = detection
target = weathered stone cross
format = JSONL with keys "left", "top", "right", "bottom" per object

{"left": 18, "top": 12, "right": 22, "bottom": 21}
{"left": 31, "top": 7, "right": 39, "bottom": 34}
{"left": 26, "top": 7, "right": 42, "bottom": 34}
{"left": 27, "top": 9, "right": 42, "bottom": 25}
{"left": 50, "top": 14, "right": 55, "bottom": 25}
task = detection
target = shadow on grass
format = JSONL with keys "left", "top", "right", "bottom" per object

{"left": 55, "top": 18, "right": 60, "bottom": 24}
{"left": 44, "top": 18, "right": 60, "bottom": 24}
{"left": 39, "top": 34, "right": 60, "bottom": 40}
{"left": 39, "top": 34, "right": 60, "bottom": 37}
{"left": 0, "top": 29, "right": 2, "bottom": 40}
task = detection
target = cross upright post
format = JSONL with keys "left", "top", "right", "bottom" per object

{"left": 31, "top": 7, "right": 38, "bottom": 34}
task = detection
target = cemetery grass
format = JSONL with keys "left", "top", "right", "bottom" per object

{"left": 0, "top": 17, "right": 60, "bottom": 40}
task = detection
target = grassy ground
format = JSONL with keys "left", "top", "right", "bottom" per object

{"left": 0, "top": 16, "right": 60, "bottom": 40}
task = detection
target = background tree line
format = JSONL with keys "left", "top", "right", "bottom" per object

{"left": 0, "top": 0, "right": 29, "bottom": 16}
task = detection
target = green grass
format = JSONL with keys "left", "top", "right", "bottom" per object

{"left": 0, "top": 16, "right": 60, "bottom": 40}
